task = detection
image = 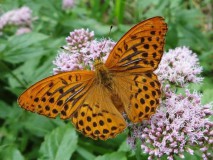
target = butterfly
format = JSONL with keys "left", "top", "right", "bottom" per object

{"left": 18, "top": 16, "right": 168, "bottom": 140}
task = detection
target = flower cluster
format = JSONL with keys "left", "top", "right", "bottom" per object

{"left": 62, "top": 0, "right": 75, "bottom": 10}
{"left": 65, "top": 28, "right": 94, "bottom": 51}
{"left": 155, "top": 46, "right": 203, "bottom": 86}
{"left": 53, "top": 28, "right": 115, "bottom": 74}
{"left": 128, "top": 88, "right": 212, "bottom": 160}
{"left": 0, "top": 6, "right": 32, "bottom": 35}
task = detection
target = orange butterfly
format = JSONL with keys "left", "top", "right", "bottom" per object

{"left": 18, "top": 17, "right": 168, "bottom": 140}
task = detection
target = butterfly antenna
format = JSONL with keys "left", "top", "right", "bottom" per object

{"left": 60, "top": 46, "right": 69, "bottom": 51}
{"left": 99, "top": 25, "right": 113, "bottom": 59}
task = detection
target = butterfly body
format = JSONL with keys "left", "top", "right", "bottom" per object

{"left": 18, "top": 17, "right": 168, "bottom": 140}
{"left": 94, "top": 59, "right": 112, "bottom": 87}
{"left": 94, "top": 59, "right": 128, "bottom": 114}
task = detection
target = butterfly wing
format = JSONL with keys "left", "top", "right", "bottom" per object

{"left": 127, "top": 73, "right": 161, "bottom": 123}
{"left": 18, "top": 71, "right": 126, "bottom": 140}
{"left": 111, "top": 72, "right": 161, "bottom": 123}
{"left": 71, "top": 84, "right": 126, "bottom": 140}
{"left": 105, "top": 16, "right": 167, "bottom": 73}
{"left": 71, "top": 91, "right": 126, "bottom": 140}
{"left": 105, "top": 17, "right": 167, "bottom": 123}
{"left": 18, "top": 71, "right": 95, "bottom": 119}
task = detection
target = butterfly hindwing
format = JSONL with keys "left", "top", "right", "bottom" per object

{"left": 18, "top": 71, "right": 95, "bottom": 119}
{"left": 127, "top": 73, "right": 161, "bottom": 122}
{"left": 105, "top": 16, "right": 167, "bottom": 73}
{"left": 71, "top": 84, "right": 127, "bottom": 140}
{"left": 111, "top": 72, "right": 161, "bottom": 123}
{"left": 71, "top": 103, "right": 126, "bottom": 140}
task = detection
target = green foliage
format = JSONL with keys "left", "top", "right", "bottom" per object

{"left": 39, "top": 124, "right": 78, "bottom": 160}
{"left": 1, "top": 32, "right": 48, "bottom": 63}
{"left": 0, "top": 0, "right": 212, "bottom": 159}
{"left": 95, "top": 152, "right": 127, "bottom": 160}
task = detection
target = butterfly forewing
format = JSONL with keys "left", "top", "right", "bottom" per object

{"left": 105, "top": 17, "right": 167, "bottom": 124}
{"left": 18, "top": 71, "right": 95, "bottom": 119}
{"left": 105, "top": 16, "right": 167, "bottom": 73}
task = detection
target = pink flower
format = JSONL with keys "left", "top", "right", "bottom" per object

{"left": 128, "top": 88, "right": 213, "bottom": 160}
{"left": 53, "top": 28, "right": 115, "bottom": 74}
{"left": 62, "top": 0, "right": 75, "bottom": 10}
{"left": 82, "top": 39, "right": 115, "bottom": 69}
{"left": 65, "top": 28, "right": 94, "bottom": 51}
{"left": 53, "top": 51, "right": 83, "bottom": 74}
{"left": 155, "top": 46, "right": 203, "bottom": 86}
{"left": 0, "top": 6, "right": 32, "bottom": 30}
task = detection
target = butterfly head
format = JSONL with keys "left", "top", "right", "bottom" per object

{"left": 94, "top": 59, "right": 104, "bottom": 70}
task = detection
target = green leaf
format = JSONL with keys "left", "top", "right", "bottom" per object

{"left": 39, "top": 124, "right": 78, "bottom": 160}
{"left": 7, "top": 55, "right": 54, "bottom": 89}
{"left": 118, "top": 139, "right": 131, "bottom": 152}
{"left": 0, "top": 101, "right": 12, "bottom": 119}
{"left": 95, "top": 151, "right": 127, "bottom": 160}
{"left": 0, "top": 146, "right": 25, "bottom": 160}
{"left": 166, "top": 23, "right": 178, "bottom": 49}
{"left": 2, "top": 32, "right": 49, "bottom": 63}
{"left": 76, "top": 146, "right": 96, "bottom": 160}
{"left": 135, "top": 139, "right": 148, "bottom": 160}
{"left": 8, "top": 32, "right": 48, "bottom": 51}
{"left": 201, "top": 88, "right": 213, "bottom": 104}
{"left": 23, "top": 114, "right": 59, "bottom": 137}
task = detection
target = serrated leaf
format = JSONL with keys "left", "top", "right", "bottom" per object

{"left": 39, "top": 124, "right": 78, "bottom": 160}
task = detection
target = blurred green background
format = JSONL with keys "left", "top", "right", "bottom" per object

{"left": 0, "top": 0, "right": 212, "bottom": 160}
